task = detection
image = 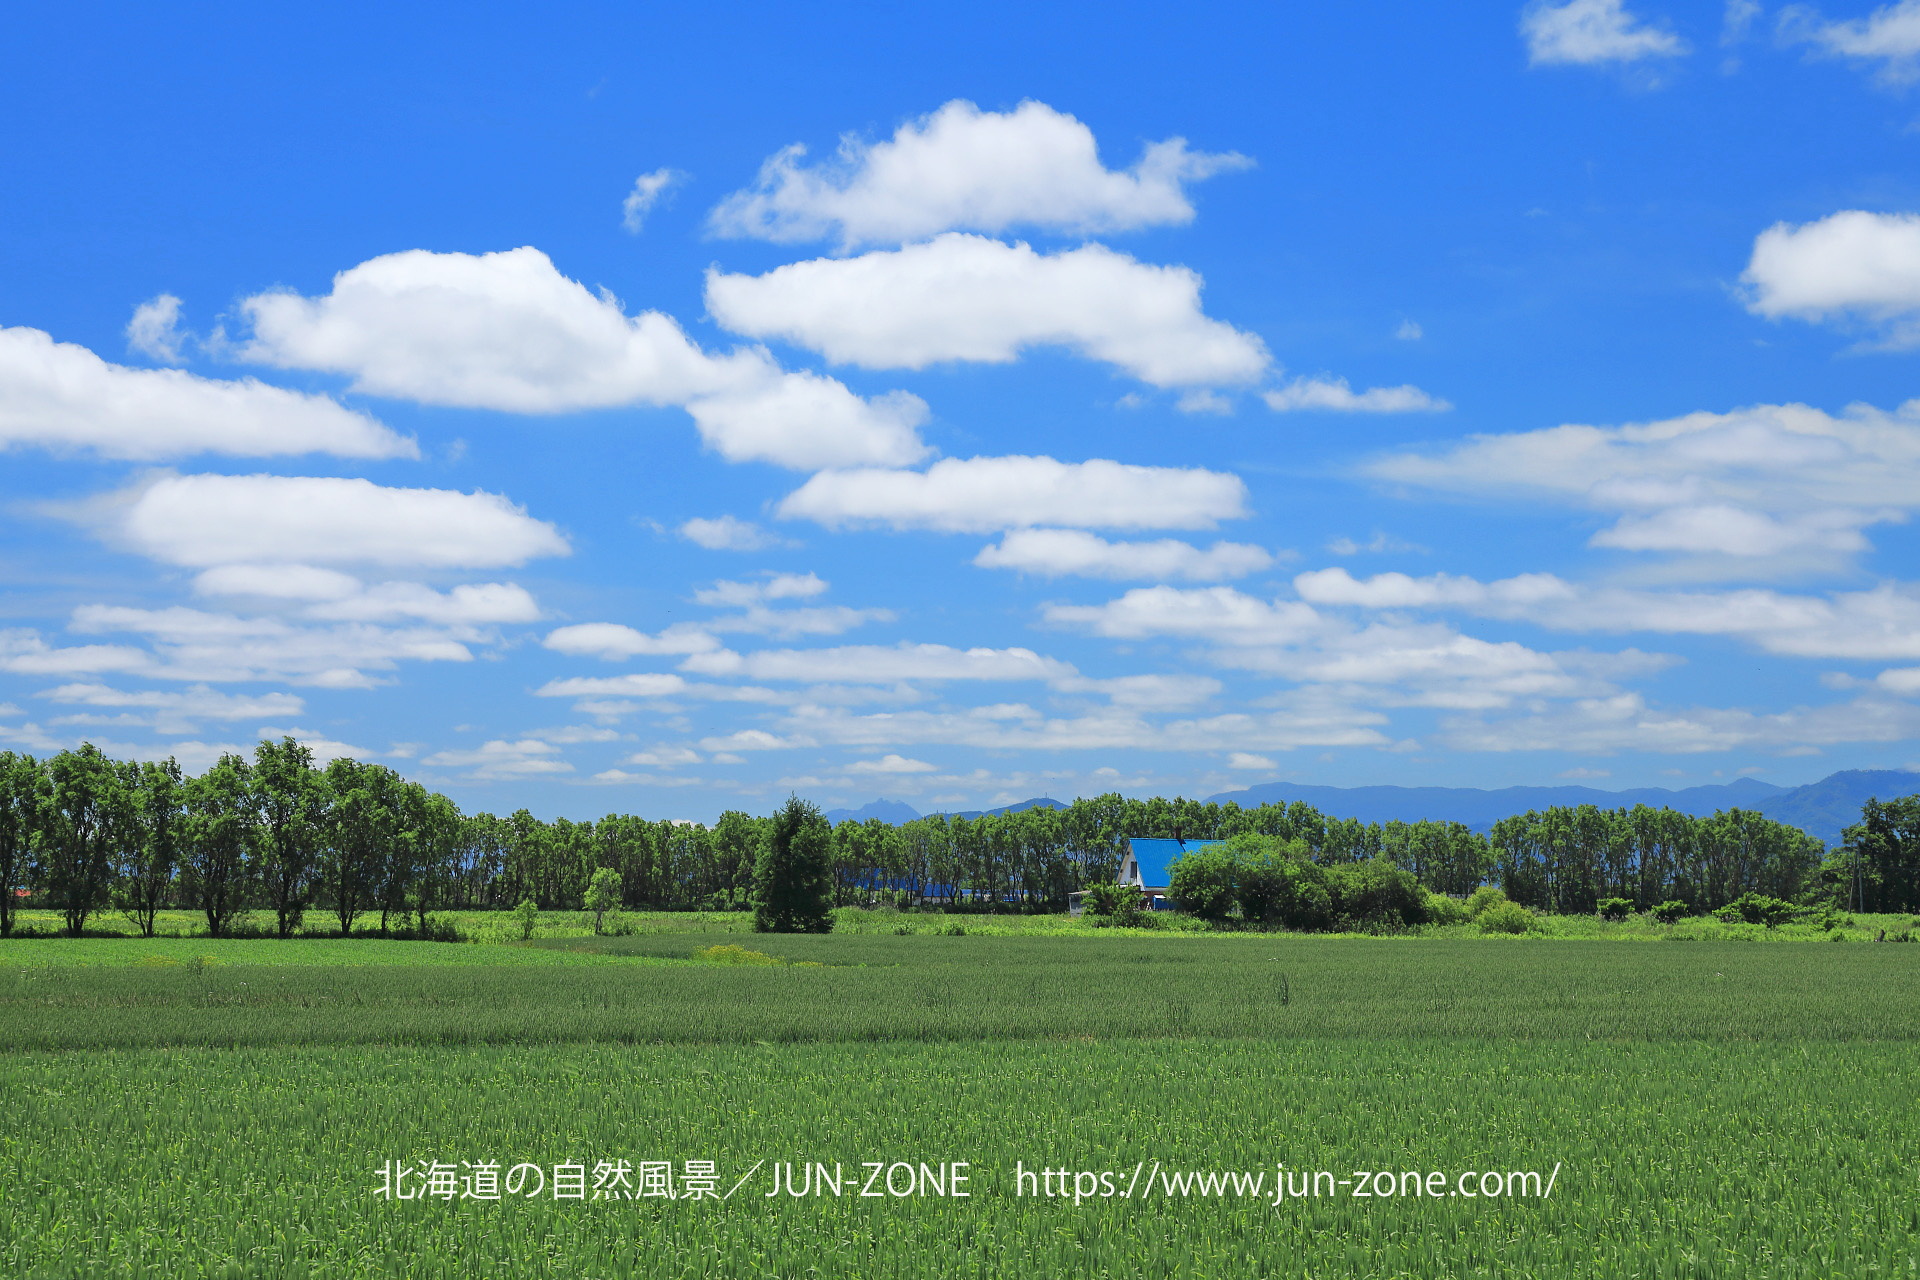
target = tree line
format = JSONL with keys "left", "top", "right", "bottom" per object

{"left": 0, "top": 738, "right": 1910, "bottom": 937}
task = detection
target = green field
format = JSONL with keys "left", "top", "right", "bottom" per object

{"left": 2, "top": 931, "right": 1916, "bottom": 1277}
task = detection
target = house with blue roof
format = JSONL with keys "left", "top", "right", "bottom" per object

{"left": 1071, "top": 836, "right": 1224, "bottom": 913}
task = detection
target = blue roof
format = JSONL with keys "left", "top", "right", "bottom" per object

{"left": 1126, "top": 837, "right": 1223, "bottom": 888}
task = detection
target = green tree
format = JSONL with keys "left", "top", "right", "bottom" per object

{"left": 116, "top": 758, "right": 183, "bottom": 937}
{"left": 183, "top": 753, "right": 257, "bottom": 937}
{"left": 1167, "top": 845, "right": 1238, "bottom": 921}
{"left": 0, "top": 752, "right": 44, "bottom": 936}
{"left": 321, "top": 757, "right": 398, "bottom": 935}
{"left": 753, "top": 796, "right": 834, "bottom": 933}
{"left": 1839, "top": 796, "right": 1920, "bottom": 914}
{"left": 42, "top": 743, "right": 132, "bottom": 936}
{"left": 583, "top": 866, "right": 622, "bottom": 934}
{"left": 253, "top": 737, "right": 323, "bottom": 938}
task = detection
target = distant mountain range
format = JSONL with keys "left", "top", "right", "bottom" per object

{"left": 823, "top": 771, "right": 1920, "bottom": 847}
{"left": 823, "top": 797, "right": 1068, "bottom": 825}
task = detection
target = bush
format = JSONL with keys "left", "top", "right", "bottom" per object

{"left": 511, "top": 898, "right": 539, "bottom": 941}
{"left": 1597, "top": 897, "right": 1633, "bottom": 922}
{"left": 1650, "top": 900, "right": 1689, "bottom": 925}
{"left": 583, "top": 867, "right": 622, "bottom": 936}
{"left": 1325, "top": 859, "right": 1428, "bottom": 930}
{"left": 1168, "top": 848, "right": 1238, "bottom": 921}
{"left": 1238, "top": 841, "right": 1333, "bottom": 931}
{"left": 1423, "top": 891, "right": 1470, "bottom": 926}
{"left": 1082, "top": 881, "right": 1146, "bottom": 927}
{"left": 1465, "top": 885, "right": 1509, "bottom": 919}
{"left": 1716, "top": 892, "right": 1794, "bottom": 928}
{"left": 1477, "top": 901, "right": 1538, "bottom": 935}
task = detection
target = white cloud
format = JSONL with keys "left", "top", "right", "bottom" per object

{"left": 1879, "top": 667, "right": 1920, "bottom": 694}
{"left": 694, "top": 572, "right": 828, "bottom": 607}
{"left": 706, "top": 234, "right": 1270, "bottom": 387}
{"left": 681, "top": 642, "right": 1074, "bottom": 684}
{"left": 1394, "top": 320, "right": 1423, "bottom": 341}
{"left": 191, "top": 567, "right": 539, "bottom": 625}
{"left": 707, "top": 606, "right": 894, "bottom": 639}
{"left": 974, "top": 529, "right": 1273, "bottom": 581}
{"left": 1045, "top": 585, "right": 1322, "bottom": 644}
{"left": 0, "top": 630, "right": 152, "bottom": 677}
{"left": 236, "top": 246, "right": 929, "bottom": 469}
{"left": 627, "top": 745, "right": 702, "bottom": 767}
{"left": 1723, "top": 0, "right": 1762, "bottom": 45}
{"left": 1442, "top": 692, "right": 1920, "bottom": 754}
{"left": 1053, "top": 673, "right": 1223, "bottom": 710}
{"left": 707, "top": 98, "right": 1251, "bottom": 248}
{"left": 543, "top": 623, "right": 721, "bottom": 660}
{"left": 1327, "top": 532, "right": 1424, "bottom": 555}
{"left": 1366, "top": 398, "right": 1920, "bottom": 569}
{"left": 845, "top": 754, "right": 938, "bottom": 774}
{"left": 697, "top": 728, "right": 807, "bottom": 752}
{"left": 621, "top": 168, "right": 683, "bottom": 233}
{"left": 127, "top": 294, "right": 189, "bottom": 363}
{"left": 1263, "top": 376, "right": 1449, "bottom": 414}
{"left": 89, "top": 473, "right": 569, "bottom": 570}
{"left": 67, "top": 604, "right": 483, "bottom": 687}
{"left": 779, "top": 455, "right": 1248, "bottom": 533}
{"left": 0, "top": 326, "right": 414, "bottom": 460}
{"left": 1298, "top": 567, "right": 1920, "bottom": 662}
{"left": 534, "top": 673, "right": 690, "bottom": 699}
{"left": 679, "top": 515, "right": 774, "bottom": 550}
{"left": 1522, "top": 0, "right": 1689, "bottom": 66}
{"left": 424, "top": 738, "right": 573, "bottom": 778}
{"left": 36, "top": 682, "right": 303, "bottom": 732}
{"left": 1228, "top": 752, "right": 1276, "bottom": 770}
{"left": 1743, "top": 211, "right": 1920, "bottom": 343}
{"left": 192, "top": 564, "right": 363, "bottom": 602}
{"left": 1782, "top": 0, "right": 1920, "bottom": 82}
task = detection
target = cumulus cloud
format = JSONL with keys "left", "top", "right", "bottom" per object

{"left": 974, "top": 529, "right": 1273, "bottom": 581}
{"left": 0, "top": 326, "right": 414, "bottom": 460}
{"left": 63, "top": 604, "right": 493, "bottom": 687}
{"left": 679, "top": 515, "right": 774, "bottom": 550}
{"left": 1743, "top": 210, "right": 1920, "bottom": 344}
{"left": 707, "top": 98, "right": 1251, "bottom": 248}
{"left": 236, "top": 246, "right": 929, "bottom": 468}
{"left": 543, "top": 623, "right": 721, "bottom": 660}
{"left": 35, "top": 683, "right": 302, "bottom": 731}
{"left": 693, "top": 572, "right": 827, "bottom": 607}
{"left": 680, "top": 642, "right": 1074, "bottom": 684}
{"left": 1441, "top": 691, "right": 1920, "bottom": 754}
{"left": 779, "top": 455, "right": 1248, "bottom": 533}
{"left": 0, "top": 630, "right": 153, "bottom": 678}
{"left": 1781, "top": 0, "right": 1920, "bottom": 82}
{"left": 534, "top": 672, "right": 691, "bottom": 699}
{"left": 127, "top": 294, "right": 190, "bottom": 363}
{"left": 1263, "top": 376, "right": 1449, "bottom": 414}
{"left": 424, "top": 738, "right": 573, "bottom": 778}
{"left": 845, "top": 753, "right": 938, "bottom": 774}
{"left": 706, "top": 234, "right": 1270, "bottom": 387}
{"left": 1366, "top": 398, "right": 1920, "bottom": 570}
{"left": 621, "top": 168, "right": 684, "bottom": 232}
{"left": 1299, "top": 567, "right": 1920, "bottom": 662}
{"left": 1522, "top": 0, "right": 1689, "bottom": 65}
{"left": 85, "top": 473, "right": 569, "bottom": 570}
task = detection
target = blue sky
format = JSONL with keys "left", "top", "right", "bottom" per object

{"left": 6, "top": 0, "right": 1920, "bottom": 820}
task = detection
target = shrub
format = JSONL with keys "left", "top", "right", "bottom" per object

{"left": 1238, "top": 841, "right": 1333, "bottom": 931}
{"left": 1423, "top": 892, "right": 1470, "bottom": 926}
{"left": 1597, "top": 897, "right": 1633, "bottom": 922}
{"left": 1168, "top": 848, "right": 1238, "bottom": 921}
{"left": 1716, "top": 893, "right": 1794, "bottom": 928}
{"left": 1477, "top": 901, "right": 1538, "bottom": 935}
{"left": 1465, "top": 885, "right": 1509, "bottom": 919}
{"left": 1650, "top": 900, "right": 1689, "bottom": 925}
{"left": 1082, "top": 881, "right": 1146, "bottom": 926}
{"left": 511, "top": 898, "right": 539, "bottom": 941}
{"left": 1325, "top": 859, "right": 1429, "bottom": 930}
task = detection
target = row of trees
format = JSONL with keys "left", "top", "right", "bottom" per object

{"left": 0, "top": 738, "right": 1910, "bottom": 936}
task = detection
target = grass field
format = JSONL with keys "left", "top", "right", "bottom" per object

{"left": 1, "top": 929, "right": 1916, "bottom": 1277}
